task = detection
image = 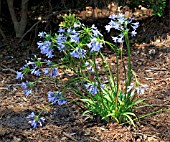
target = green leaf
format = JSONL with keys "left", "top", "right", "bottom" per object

{"left": 122, "top": 112, "right": 136, "bottom": 127}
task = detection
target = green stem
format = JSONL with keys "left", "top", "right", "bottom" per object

{"left": 120, "top": 108, "right": 170, "bottom": 126}
{"left": 37, "top": 102, "right": 54, "bottom": 118}
{"left": 115, "top": 49, "right": 120, "bottom": 111}
{"left": 125, "top": 33, "right": 132, "bottom": 87}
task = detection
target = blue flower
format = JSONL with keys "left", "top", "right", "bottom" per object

{"left": 44, "top": 59, "right": 52, "bottom": 66}
{"left": 70, "top": 34, "right": 79, "bottom": 43}
{"left": 118, "top": 16, "right": 125, "bottom": 24}
{"left": 87, "top": 38, "right": 103, "bottom": 52}
{"left": 105, "top": 24, "right": 112, "bottom": 33}
{"left": 56, "top": 34, "right": 67, "bottom": 51}
{"left": 50, "top": 68, "right": 59, "bottom": 77}
{"left": 27, "top": 112, "right": 35, "bottom": 118}
{"left": 67, "top": 28, "right": 72, "bottom": 34}
{"left": 109, "top": 20, "right": 121, "bottom": 30}
{"left": 91, "top": 24, "right": 103, "bottom": 37}
{"left": 58, "top": 27, "right": 65, "bottom": 33}
{"left": 24, "top": 89, "right": 32, "bottom": 95}
{"left": 28, "top": 120, "right": 38, "bottom": 128}
{"left": 58, "top": 100, "right": 67, "bottom": 105}
{"left": 37, "top": 40, "right": 54, "bottom": 58}
{"left": 127, "top": 83, "right": 148, "bottom": 96}
{"left": 112, "top": 36, "right": 118, "bottom": 43}
{"left": 70, "top": 48, "right": 86, "bottom": 58}
{"left": 106, "top": 13, "right": 139, "bottom": 38}
{"left": 31, "top": 69, "right": 41, "bottom": 76}
{"left": 48, "top": 91, "right": 67, "bottom": 105}
{"left": 16, "top": 71, "right": 24, "bottom": 80}
{"left": 27, "top": 112, "right": 45, "bottom": 128}
{"left": 38, "top": 32, "right": 46, "bottom": 38}
{"left": 85, "top": 82, "right": 105, "bottom": 95}
{"left": 48, "top": 91, "right": 58, "bottom": 104}
{"left": 43, "top": 68, "right": 49, "bottom": 75}
{"left": 112, "top": 34, "right": 124, "bottom": 43}
{"left": 131, "top": 22, "right": 139, "bottom": 30}
{"left": 21, "top": 82, "right": 28, "bottom": 90}
{"left": 109, "top": 14, "right": 117, "bottom": 20}
{"left": 117, "top": 34, "right": 124, "bottom": 43}
{"left": 74, "top": 22, "right": 81, "bottom": 28}
{"left": 46, "top": 49, "right": 54, "bottom": 58}
{"left": 131, "top": 30, "right": 137, "bottom": 37}
{"left": 85, "top": 82, "right": 98, "bottom": 95}
{"left": 21, "top": 81, "right": 32, "bottom": 96}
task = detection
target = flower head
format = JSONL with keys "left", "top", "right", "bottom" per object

{"left": 43, "top": 68, "right": 49, "bottom": 75}
{"left": 48, "top": 91, "right": 59, "bottom": 104}
{"left": 21, "top": 82, "right": 28, "bottom": 90}
{"left": 16, "top": 71, "right": 24, "bottom": 80}
{"left": 70, "top": 33, "right": 80, "bottom": 43}
{"left": 87, "top": 38, "right": 103, "bottom": 52}
{"left": 48, "top": 91, "right": 67, "bottom": 105}
{"left": 26, "top": 112, "right": 45, "bottom": 128}
{"left": 58, "top": 27, "right": 65, "bottom": 33}
{"left": 21, "top": 81, "right": 32, "bottom": 96}
{"left": 56, "top": 34, "right": 67, "bottom": 51}
{"left": 85, "top": 82, "right": 98, "bottom": 95}
{"left": 50, "top": 67, "right": 59, "bottom": 77}
{"left": 38, "top": 32, "right": 46, "bottom": 38}
{"left": 37, "top": 40, "right": 54, "bottom": 58}
{"left": 31, "top": 69, "right": 41, "bottom": 76}
{"left": 70, "top": 48, "right": 86, "bottom": 58}
{"left": 74, "top": 22, "right": 81, "bottom": 28}
{"left": 105, "top": 13, "right": 139, "bottom": 39}
{"left": 105, "top": 24, "right": 112, "bottom": 33}
{"left": 91, "top": 24, "right": 103, "bottom": 37}
{"left": 127, "top": 83, "right": 148, "bottom": 96}
{"left": 131, "top": 30, "right": 137, "bottom": 37}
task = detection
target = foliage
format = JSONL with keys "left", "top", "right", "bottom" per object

{"left": 16, "top": 13, "right": 148, "bottom": 128}
{"left": 118, "top": 0, "right": 166, "bottom": 17}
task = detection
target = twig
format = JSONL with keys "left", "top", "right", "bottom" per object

{"left": 63, "top": 132, "right": 77, "bottom": 141}
{"left": 18, "top": 20, "right": 41, "bottom": 43}
{"left": 0, "top": 64, "right": 17, "bottom": 73}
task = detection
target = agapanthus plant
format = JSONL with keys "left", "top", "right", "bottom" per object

{"left": 17, "top": 13, "right": 149, "bottom": 128}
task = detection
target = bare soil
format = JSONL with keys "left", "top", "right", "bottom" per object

{"left": 0, "top": 10, "right": 170, "bottom": 142}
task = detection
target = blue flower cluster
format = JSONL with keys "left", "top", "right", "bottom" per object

{"left": 87, "top": 25, "right": 104, "bottom": 53}
{"left": 87, "top": 37, "right": 103, "bottom": 52}
{"left": 105, "top": 13, "right": 139, "bottom": 43}
{"left": 85, "top": 82, "right": 105, "bottom": 95}
{"left": 85, "top": 61, "right": 99, "bottom": 73}
{"left": 19, "top": 58, "right": 42, "bottom": 77}
{"left": 27, "top": 112, "right": 45, "bottom": 128}
{"left": 16, "top": 57, "right": 60, "bottom": 97}
{"left": 37, "top": 40, "right": 54, "bottom": 58}
{"left": 56, "top": 23, "right": 104, "bottom": 58}
{"left": 70, "top": 48, "right": 86, "bottom": 58}
{"left": 17, "top": 58, "right": 59, "bottom": 78}
{"left": 56, "top": 32, "right": 67, "bottom": 51}
{"left": 48, "top": 91, "right": 67, "bottom": 105}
